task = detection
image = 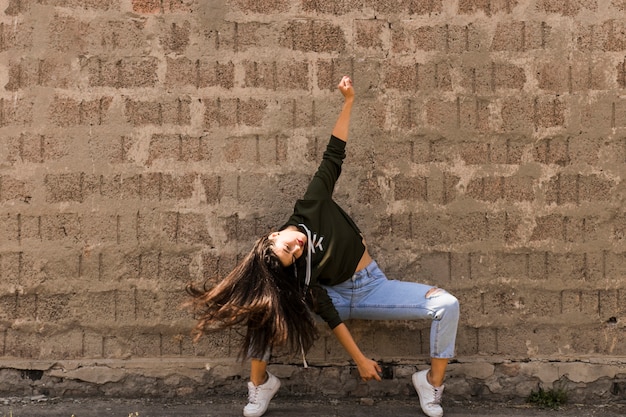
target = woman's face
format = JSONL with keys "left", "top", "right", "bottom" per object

{"left": 268, "top": 229, "right": 307, "bottom": 267}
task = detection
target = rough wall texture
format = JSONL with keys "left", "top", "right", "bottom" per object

{"left": 1, "top": 0, "right": 626, "bottom": 403}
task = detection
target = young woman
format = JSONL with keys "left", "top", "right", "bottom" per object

{"left": 187, "top": 76, "right": 460, "bottom": 417}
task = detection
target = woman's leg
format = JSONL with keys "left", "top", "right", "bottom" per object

{"left": 425, "top": 288, "right": 451, "bottom": 386}
{"left": 323, "top": 261, "right": 460, "bottom": 374}
{"left": 429, "top": 357, "right": 448, "bottom": 387}
{"left": 248, "top": 343, "right": 272, "bottom": 385}
{"left": 244, "top": 357, "right": 281, "bottom": 417}
{"left": 250, "top": 359, "right": 268, "bottom": 386}
{"left": 324, "top": 261, "right": 458, "bottom": 417}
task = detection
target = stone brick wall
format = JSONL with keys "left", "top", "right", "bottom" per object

{"left": 1, "top": 0, "right": 626, "bottom": 401}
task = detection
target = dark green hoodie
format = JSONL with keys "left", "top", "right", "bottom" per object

{"left": 281, "top": 135, "right": 366, "bottom": 329}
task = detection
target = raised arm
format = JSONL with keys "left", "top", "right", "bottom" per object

{"left": 331, "top": 76, "right": 355, "bottom": 142}
{"left": 301, "top": 76, "right": 354, "bottom": 200}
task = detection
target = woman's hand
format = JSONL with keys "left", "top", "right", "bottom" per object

{"left": 356, "top": 357, "right": 382, "bottom": 382}
{"left": 337, "top": 75, "right": 354, "bottom": 101}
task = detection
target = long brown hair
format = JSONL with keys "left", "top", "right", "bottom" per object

{"left": 186, "top": 235, "right": 318, "bottom": 360}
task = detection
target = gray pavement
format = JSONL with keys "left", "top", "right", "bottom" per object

{"left": 1, "top": 397, "right": 625, "bottom": 417}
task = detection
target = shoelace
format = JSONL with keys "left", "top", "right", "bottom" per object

{"left": 248, "top": 384, "right": 259, "bottom": 404}
{"left": 432, "top": 386, "right": 444, "bottom": 405}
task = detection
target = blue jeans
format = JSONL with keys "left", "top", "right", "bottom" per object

{"left": 322, "top": 260, "right": 459, "bottom": 359}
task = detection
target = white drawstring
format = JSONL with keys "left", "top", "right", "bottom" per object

{"left": 298, "top": 223, "right": 313, "bottom": 293}
{"left": 297, "top": 223, "right": 313, "bottom": 368}
{"left": 300, "top": 335, "right": 309, "bottom": 368}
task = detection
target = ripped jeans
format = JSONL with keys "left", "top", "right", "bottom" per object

{"left": 322, "top": 260, "right": 459, "bottom": 359}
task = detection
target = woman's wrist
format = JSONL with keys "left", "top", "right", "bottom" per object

{"left": 353, "top": 352, "right": 367, "bottom": 365}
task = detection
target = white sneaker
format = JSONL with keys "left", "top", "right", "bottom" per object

{"left": 243, "top": 371, "right": 281, "bottom": 417}
{"left": 412, "top": 369, "right": 444, "bottom": 417}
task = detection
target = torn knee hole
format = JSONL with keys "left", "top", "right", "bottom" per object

{"left": 425, "top": 287, "right": 443, "bottom": 298}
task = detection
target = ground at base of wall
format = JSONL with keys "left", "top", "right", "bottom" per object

{"left": 3, "top": 357, "right": 626, "bottom": 407}
{"left": 0, "top": 397, "right": 625, "bottom": 417}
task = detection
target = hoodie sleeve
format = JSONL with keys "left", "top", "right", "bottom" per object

{"left": 302, "top": 135, "right": 346, "bottom": 200}
{"left": 309, "top": 284, "right": 343, "bottom": 329}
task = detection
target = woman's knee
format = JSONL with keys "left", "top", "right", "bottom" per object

{"left": 428, "top": 290, "right": 459, "bottom": 320}
{"left": 447, "top": 293, "right": 460, "bottom": 316}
